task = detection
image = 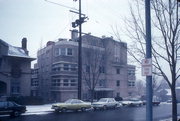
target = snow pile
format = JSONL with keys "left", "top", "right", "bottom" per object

{"left": 24, "top": 104, "right": 54, "bottom": 115}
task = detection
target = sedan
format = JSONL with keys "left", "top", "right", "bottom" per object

{"left": 51, "top": 99, "right": 91, "bottom": 112}
{"left": 121, "top": 98, "right": 143, "bottom": 107}
{"left": 0, "top": 101, "right": 26, "bottom": 117}
{"left": 92, "top": 98, "right": 120, "bottom": 110}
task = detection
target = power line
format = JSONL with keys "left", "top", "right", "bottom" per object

{"left": 45, "top": 0, "right": 78, "bottom": 11}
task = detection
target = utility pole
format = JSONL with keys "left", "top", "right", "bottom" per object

{"left": 145, "top": 0, "right": 152, "bottom": 121}
{"left": 72, "top": 0, "right": 88, "bottom": 100}
{"left": 78, "top": 0, "right": 82, "bottom": 100}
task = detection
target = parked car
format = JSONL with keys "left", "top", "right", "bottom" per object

{"left": 142, "top": 100, "right": 160, "bottom": 106}
{"left": 51, "top": 99, "right": 91, "bottom": 112}
{"left": 121, "top": 98, "right": 143, "bottom": 107}
{"left": 92, "top": 98, "right": 121, "bottom": 110}
{"left": 0, "top": 101, "right": 26, "bottom": 117}
{"left": 153, "top": 101, "right": 160, "bottom": 106}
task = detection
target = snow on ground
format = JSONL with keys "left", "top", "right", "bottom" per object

{"left": 24, "top": 104, "right": 54, "bottom": 115}
{"left": 159, "top": 116, "right": 180, "bottom": 121}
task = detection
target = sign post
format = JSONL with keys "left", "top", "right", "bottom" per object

{"left": 142, "top": 59, "right": 152, "bottom": 76}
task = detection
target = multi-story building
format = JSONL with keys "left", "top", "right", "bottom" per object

{"left": 33, "top": 30, "right": 136, "bottom": 102}
{"left": 0, "top": 38, "right": 35, "bottom": 97}
{"left": 127, "top": 65, "right": 136, "bottom": 96}
{"left": 31, "top": 63, "right": 39, "bottom": 96}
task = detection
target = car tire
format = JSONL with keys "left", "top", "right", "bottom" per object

{"left": 103, "top": 105, "right": 107, "bottom": 110}
{"left": 114, "top": 104, "right": 118, "bottom": 109}
{"left": 61, "top": 108, "right": 67, "bottom": 113}
{"left": 55, "top": 109, "right": 60, "bottom": 113}
{"left": 11, "top": 111, "right": 20, "bottom": 117}
{"left": 81, "top": 107, "right": 86, "bottom": 112}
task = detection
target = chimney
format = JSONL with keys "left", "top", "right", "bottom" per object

{"left": 71, "top": 29, "right": 78, "bottom": 40}
{"left": 22, "top": 37, "right": 29, "bottom": 55}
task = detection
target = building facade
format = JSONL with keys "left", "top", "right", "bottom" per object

{"left": 0, "top": 38, "right": 35, "bottom": 98}
{"left": 32, "top": 31, "right": 136, "bottom": 102}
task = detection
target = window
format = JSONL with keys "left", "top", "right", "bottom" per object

{"left": 116, "top": 92, "right": 120, "bottom": 97}
{"left": 31, "top": 79, "right": 39, "bottom": 86}
{"left": 99, "top": 66, "right": 105, "bottom": 73}
{"left": 86, "top": 66, "right": 90, "bottom": 73}
{"left": 60, "top": 48, "right": 66, "bottom": 55}
{"left": 70, "top": 80, "right": 76, "bottom": 83}
{"left": 63, "top": 79, "right": 68, "bottom": 83}
{"left": 70, "top": 79, "right": 77, "bottom": 87}
{"left": 63, "top": 83, "right": 69, "bottom": 86}
{"left": 0, "top": 102, "right": 7, "bottom": 108}
{"left": 67, "top": 48, "right": 73, "bottom": 55}
{"left": 99, "top": 80, "right": 105, "bottom": 87}
{"left": 116, "top": 80, "right": 120, "bottom": 86}
{"left": 116, "top": 68, "right": 120, "bottom": 74}
{"left": 128, "top": 81, "right": 135, "bottom": 87}
{"left": 11, "top": 86, "right": 20, "bottom": 94}
{"left": 71, "top": 65, "right": 77, "bottom": 71}
{"left": 51, "top": 79, "right": 61, "bottom": 87}
{"left": 55, "top": 48, "right": 59, "bottom": 56}
{"left": 63, "top": 64, "right": 69, "bottom": 71}
{"left": 128, "top": 70, "right": 135, "bottom": 76}
{"left": 128, "top": 92, "right": 132, "bottom": 96}
{"left": 63, "top": 79, "right": 69, "bottom": 86}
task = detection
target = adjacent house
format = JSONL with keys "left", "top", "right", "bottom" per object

{"left": 0, "top": 38, "right": 35, "bottom": 97}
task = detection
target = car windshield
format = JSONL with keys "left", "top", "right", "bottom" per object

{"left": 64, "top": 99, "right": 73, "bottom": 103}
{"left": 98, "top": 98, "right": 108, "bottom": 102}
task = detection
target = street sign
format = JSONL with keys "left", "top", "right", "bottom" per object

{"left": 142, "top": 58, "right": 152, "bottom": 76}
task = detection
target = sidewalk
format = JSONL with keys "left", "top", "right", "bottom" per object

{"left": 159, "top": 116, "right": 180, "bottom": 121}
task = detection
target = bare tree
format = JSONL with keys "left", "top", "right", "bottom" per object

{"left": 113, "top": 0, "right": 180, "bottom": 120}
{"left": 82, "top": 47, "right": 105, "bottom": 103}
{"left": 136, "top": 80, "right": 146, "bottom": 97}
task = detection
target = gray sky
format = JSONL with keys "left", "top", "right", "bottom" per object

{"left": 0, "top": 0, "right": 130, "bottom": 57}
{"left": 0, "top": 0, "right": 146, "bottom": 79}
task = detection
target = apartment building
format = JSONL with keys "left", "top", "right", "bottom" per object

{"left": 32, "top": 31, "right": 136, "bottom": 102}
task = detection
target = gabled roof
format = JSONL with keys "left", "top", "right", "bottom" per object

{"left": 8, "top": 45, "right": 29, "bottom": 58}
{"left": 0, "top": 39, "right": 35, "bottom": 60}
{"left": 0, "top": 39, "right": 9, "bottom": 47}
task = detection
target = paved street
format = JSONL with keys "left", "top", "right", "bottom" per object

{"left": 0, "top": 103, "right": 180, "bottom": 121}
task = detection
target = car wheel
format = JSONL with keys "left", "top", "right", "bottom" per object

{"left": 103, "top": 105, "right": 107, "bottom": 110}
{"left": 81, "top": 107, "right": 86, "bottom": 112}
{"left": 114, "top": 104, "right": 118, "bottom": 109}
{"left": 55, "top": 109, "right": 60, "bottom": 113}
{"left": 61, "top": 108, "right": 67, "bottom": 113}
{"left": 11, "top": 111, "right": 20, "bottom": 117}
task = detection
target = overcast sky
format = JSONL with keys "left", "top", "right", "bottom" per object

{"left": 0, "top": 0, "right": 131, "bottom": 56}
{"left": 0, "top": 0, "right": 146, "bottom": 79}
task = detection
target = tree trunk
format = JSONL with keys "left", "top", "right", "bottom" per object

{"left": 171, "top": 87, "right": 177, "bottom": 121}
{"left": 90, "top": 89, "right": 94, "bottom": 103}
